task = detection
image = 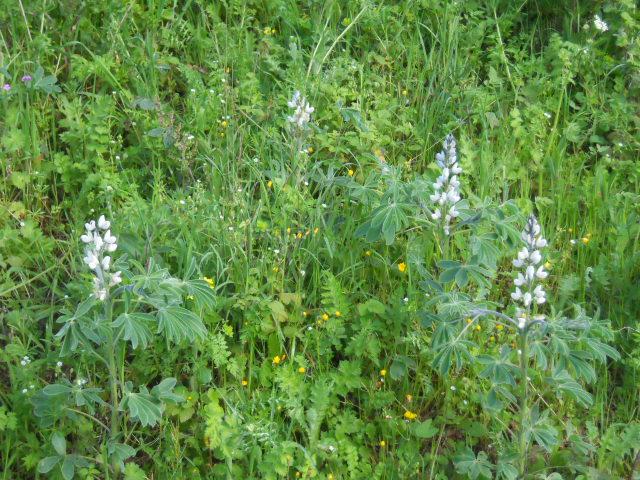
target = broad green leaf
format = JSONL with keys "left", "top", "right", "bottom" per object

{"left": 156, "top": 306, "right": 206, "bottom": 343}
{"left": 454, "top": 448, "right": 493, "bottom": 479}
{"left": 52, "top": 432, "right": 66, "bottom": 455}
{"left": 38, "top": 456, "right": 61, "bottom": 474}
{"left": 413, "top": 419, "right": 438, "bottom": 439}
{"left": 122, "top": 391, "right": 163, "bottom": 427}
{"left": 113, "top": 312, "right": 154, "bottom": 349}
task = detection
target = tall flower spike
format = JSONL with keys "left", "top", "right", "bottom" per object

{"left": 430, "top": 134, "right": 462, "bottom": 235}
{"left": 82, "top": 216, "right": 121, "bottom": 301}
{"left": 287, "top": 90, "right": 314, "bottom": 129}
{"left": 511, "top": 215, "right": 548, "bottom": 329}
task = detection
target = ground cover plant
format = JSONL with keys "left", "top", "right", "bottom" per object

{"left": 1, "top": 1, "right": 639, "bottom": 479}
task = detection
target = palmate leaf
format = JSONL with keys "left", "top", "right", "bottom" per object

{"left": 122, "top": 389, "right": 163, "bottom": 427}
{"left": 454, "top": 448, "right": 494, "bottom": 480}
{"left": 355, "top": 201, "right": 409, "bottom": 245}
{"left": 432, "top": 338, "right": 474, "bottom": 375}
{"left": 476, "top": 349, "right": 518, "bottom": 387}
{"left": 585, "top": 338, "right": 620, "bottom": 363}
{"left": 549, "top": 369, "right": 593, "bottom": 407}
{"left": 156, "top": 306, "right": 206, "bottom": 343}
{"left": 55, "top": 296, "right": 97, "bottom": 356}
{"left": 183, "top": 279, "right": 216, "bottom": 311}
{"left": 113, "top": 312, "right": 154, "bottom": 349}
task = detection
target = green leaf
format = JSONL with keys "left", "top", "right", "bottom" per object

{"left": 61, "top": 456, "right": 75, "bottom": 480}
{"left": 43, "top": 384, "right": 73, "bottom": 396}
{"left": 413, "top": 419, "right": 438, "bottom": 439}
{"left": 156, "top": 306, "right": 206, "bottom": 343}
{"left": 52, "top": 432, "right": 66, "bottom": 456}
{"left": 454, "top": 448, "right": 494, "bottom": 479}
{"left": 113, "top": 312, "right": 154, "bottom": 349}
{"left": 38, "top": 456, "right": 61, "bottom": 474}
{"left": 184, "top": 279, "right": 216, "bottom": 311}
{"left": 122, "top": 390, "right": 163, "bottom": 427}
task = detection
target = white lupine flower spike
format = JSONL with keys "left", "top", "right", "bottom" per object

{"left": 287, "top": 90, "right": 314, "bottom": 129}
{"left": 511, "top": 215, "right": 548, "bottom": 330}
{"left": 81, "top": 215, "right": 119, "bottom": 301}
{"left": 430, "top": 134, "right": 462, "bottom": 235}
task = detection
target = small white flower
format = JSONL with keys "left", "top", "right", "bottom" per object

{"left": 56, "top": 361, "right": 63, "bottom": 368}
{"left": 103, "top": 230, "right": 117, "bottom": 245}
{"left": 22, "top": 388, "right": 28, "bottom": 394}
{"left": 83, "top": 252, "right": 100, "bottom": 270}
{"left": 450, "top": 385, "right": 456, "bottom": 391}
{"left": 97, "top": 215, "right": 110, "bottom": 230}
{"left": 300, "top": 270, "right": 306, "bottom": 276}
{"left": 110, "top": 271, "right": 122, "bottom": 286}
{"left": 101, "top": 256, "right": 111, "bottom": 271}
{"left": 85, "top": 220, "right": 96, "bottom": 231}
{"left": 81, "top": 233, "right": 93, "bottom": 243}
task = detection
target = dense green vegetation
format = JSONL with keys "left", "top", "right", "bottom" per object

{"left": 1, "top": 1, "right": 639, "bottom": 478}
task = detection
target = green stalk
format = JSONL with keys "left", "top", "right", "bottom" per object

{"left": 518, "top": 329, "right": 529, "bottom": 478}
{"left": 104, "top": 298, "right": 121, "bottom": 477}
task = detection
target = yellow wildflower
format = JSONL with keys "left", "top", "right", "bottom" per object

{"left": 365, "top": 250, "right": 372, "bottom": 256}
{"left": 379, "top": 440, "right": 386, "bottom": 447}
{"left": 380, "top": 369, "right": 387, "bottom": 377}
{"left": 398, "top": 262, "right": 407, "bottom": 273}
{"left": 267, "top": 180, "right": 273, "bottom": 188}
{"left": 475, "top": 325, "right": 481, "bottom": 331}
{"left": 307, "top": 146, "right": 314, "bottom": 154}
{"left": 406, "top": 394, "right": 413, "bottom": 402}
{"left": 402, "top": 89, "right": 408, "bottom": 96}
{"left": 313, "top": 227, "right": 319, "bottom": 234}
{"left": 496, "top": 324, "right": 504, "bottom": 331}
{"left": 303, "top": 311, "right": 308, "bottom": 317}
{"left": 544, "top": 261, "right": 552, "bottom": 270}
{"left": 489, "top": 336, "right": 495, "bottom": 342}
{"left": 581, "top": 237, "right": 590, "bottom": 245}
{"left": 348, "top": 169, "right": 354, "bottom": 176}
{"left": 273, "top": 355, "right": 281, "bottom": 365}
{"left": 298, "top": 367, "right": 306, "bottom": 374}
{"left": 203, "top": 277, "right": 215, "bottom": 289}
{"left": 322, "top": 313, "right": 329, "bottom": 321}
{"left": 403, "top": 410, "right": 418, "bottom": 420}
{"left": 335, "top": 311, "right": 341, "bottom": 317}
{"left": 221, "top": 120, "right": 228, "bottom": 128}
{"left": 241, "top": 379, "right": 248, "bottom": 386}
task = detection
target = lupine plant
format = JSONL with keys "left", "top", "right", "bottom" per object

{"left": 285, "top": 90, "right": 315, "bottom": 188}
{"left": 33, "top": 216, "right": 214, "bottom": 479}
{"left": 428, "top": 212, "right": 619, "bottom": 477}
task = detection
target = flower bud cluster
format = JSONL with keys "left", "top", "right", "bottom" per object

{"left": 81, "top": 215, "right": 121, "bottom": 301}
{"left": 430, "top": 134, "right": 462, "bottom": 235}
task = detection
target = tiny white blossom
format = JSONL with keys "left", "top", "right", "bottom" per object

{"left": 56, "top": 361, "right": 63, "bottom": 368}
{"left": 97, "top": 215, "right": 110, "bottom": 230}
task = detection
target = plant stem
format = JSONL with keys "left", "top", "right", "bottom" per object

{"left": 518, "top": 329, "right": 529, "bottom": 478}
{"left": 105, "top": 298, "right": 121, "bottom": 477}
